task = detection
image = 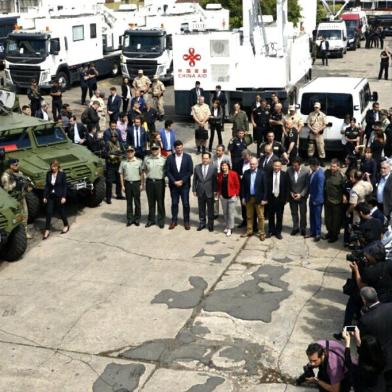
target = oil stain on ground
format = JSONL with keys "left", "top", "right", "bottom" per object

{"left": 185, "top": 376, "right": 225, "bottom": 392}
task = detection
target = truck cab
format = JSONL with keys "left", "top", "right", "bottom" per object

{"left": 316, "top": 20, "right": 347, "bottom": 58}
{"left": 121, "top": 29, "right": 172, "bottom": 81}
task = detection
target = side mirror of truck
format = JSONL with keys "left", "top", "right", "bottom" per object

{"left": 166, "top": 35, "right": 173, "bottom": 51}
{"left": 50, "top": 39, "right": 60, "bottom": 55}
{"left": 0, "top": 148, "right": 5, "bottom": 162}
{"left": 372, "top": 91, "right": 379, "bottom": 101}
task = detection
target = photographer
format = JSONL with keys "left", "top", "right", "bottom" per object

{"left": 300, "top": 341, "right": 350, "bottom": 392}
{"left": 356, "top": 203, "right": 384, "bottom": 245}
{"left": 1, "top": 159, "right": 32, "bottom": 239}
{"left": 342, "top": 327, "right": 386, "bottom": 391}
{"left": 350, "top": 241, "right": 392, "bottom": 303}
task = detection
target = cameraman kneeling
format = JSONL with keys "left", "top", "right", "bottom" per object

{"left": 350, "top": 241, "right": 392, "bottom": 303}
{"left": 356, "top": 203, "right": 384, "bottom": 245}
{"left": 301, "top": 341, "right": 350, "bottom": 392}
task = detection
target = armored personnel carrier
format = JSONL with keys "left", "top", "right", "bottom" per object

{"left": 0, "top": 88, "right": 105, "bottom": 222}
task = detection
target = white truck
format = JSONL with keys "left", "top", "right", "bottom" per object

{"left": 3, "top": 0, "right": 127, "bottom": 89}
{"left": 120, "top": 1, "right": 230, "bottom": 83}
{"left": 315, "top": 20, "right": 348, "bottom": 58}
{"left": 173, "top": 0, "right": 315, "bottom": 116}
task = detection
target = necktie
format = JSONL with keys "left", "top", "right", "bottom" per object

{"left": 273, "top": 173, "right": 280, "bottom": 198}
{"left": 203, "top": 165, "right": 207, "bottom": 178}
{"left": 135, "top": 128, "right": 140, "bottom": 148}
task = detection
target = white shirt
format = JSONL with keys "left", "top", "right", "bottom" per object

{"left": 133, "top": 127, "right": 140, "bottom": 148}
{"left": 320, "top": 41, "right": 327, "bottom": 51}
{"left": 126, "top": 85, "right": 131, "bottom": 99}
{"left": 242, "top": 161, "right": 250, "bottom": 175}
{"left": 175, "top": 154, "right": 183, "bottom": 172}
{"left": 74, "top": 123, "right": 81, "bottom": 144}
{"left": 213, "top": 108, "right": 218, "bottom": 117}
{"left": 165, "top": 129, "right": 172, "bottom": 150}
{"left": 51, "top": 173, "right": 57, "bottom": 192}
{"left": 43, "top": 111, "right": 49, "bottom": 121}
{"left": 374, "top": 111, "right": 380, "bottom": 122}
{"left": 273, "top": 171, "right": 280, "bottom": 197}
{"left": 255, "top": 101, "right": 261, "bottom": 108}
{"left": 294, "top": 169, "right": 299, "bottom": 183}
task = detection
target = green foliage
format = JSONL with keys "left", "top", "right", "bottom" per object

{"left": 200, "top": 0, "right": 302, "bottom": 28}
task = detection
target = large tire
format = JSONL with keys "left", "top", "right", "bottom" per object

{"left": 86, "top": 177, "right": 105, "bottom": 207}
{"left": 25, "top": 191, "right": 41, "bottom": 223}
{"left": 57, "top": 71, "right": 70, "bottom": 89}
{"left": 1, "top": 225, "right": 27, "bottom": 262}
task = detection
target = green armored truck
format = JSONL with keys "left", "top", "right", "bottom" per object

{"left": 0, "top": 187, "right": 27, "bottom": 261}
{"left": 0, "top": 89, "right": 105, "bottom": 222}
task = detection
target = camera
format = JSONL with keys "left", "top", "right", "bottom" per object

{"left": 346, "top": 249, "right": 365, "bottom": 263}
{"left": 296, "top": 364, "right": 315, "bottom": 386}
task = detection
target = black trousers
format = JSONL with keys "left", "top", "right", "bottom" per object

{"left": 88, "top": 81, "right": 97, "bottom": 98}
{"left": 198, "top": 193, "right": 214, "bottom": 228}
{"left": 343, "top": 292, "right": 362, "bottom": 327}
{"left": 268, "top": 197, "right": 285, "bottom": 235}
{"left": 254, "top": 126, "right": 267, "bottom": 156}
{"left": 379, "top": 62, "right": 389, "bottom": 80}
{"left": 325, "top": 202, "right": 343, "bottom": 240}
{"left": 52, "top": 100, "right": 62, "bottom": 122}
{"left": 289, "top": 198, "right": 307, "bottom": 231}
{"left": 45, "top": 194, "right": 68, "bottom": 230}
{"left": 209, "top": 123, "right": 223, "bottom": 150}
{"left": 122, "top": 98, "right": 130, "bottom": 113}
{"left": 321, "top": 50, "right": 328, "bottom": 65}
{"left": 125, "top": 180, "right": 141, "bottom": 223}
{"left": 105, "top": 165, "right": 121, "bottom": 202}
{"left": 146, "top": 179, "right": 165, "bottom": 225}
{"left": 81, "top": 86, "right": 88, "bottom": 105}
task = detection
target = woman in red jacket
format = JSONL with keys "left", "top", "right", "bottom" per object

{"left": 217, "top": 161, "right": 240, "bottom": 236}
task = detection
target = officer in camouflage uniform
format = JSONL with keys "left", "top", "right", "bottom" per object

{"left": 151, "top": 75, "right": 166, "bottom": 118}
{"left": 1, "top": 158, "right": 32, "bottom": 239}
{"left": 307, "top": 101, "right": 327, "bottom": 165}
{"left": 133, "top": 70, "right": 151, "bottom": 95}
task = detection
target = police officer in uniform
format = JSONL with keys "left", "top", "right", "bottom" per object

{"left": 259, "top": 131, "right": 288, "bottom": 162}
{"left": 119, "top": 146, "right": 144, "bottom": 226}
{"left": 1, "top": 159, "right": 32, "bottom": 239}
{"left": 283, "top": 119, "right": 299, "bottom": 164}
{"left": 133, "top": 70, "right": 151, "bottom": 95}
{"left": 228, "top": 129, "right": 249, "bottom": 174}
{"left": 251, "top": 99, "right": 270, "bottom": 156}
{"left": 151, "top": 75, "right": 166, "bottom": 118}
{"left": 307, "top": 102, "right": 327, "bottom": 165}
{"left": 143, "top": 143, "right": 166, "bottom": 228}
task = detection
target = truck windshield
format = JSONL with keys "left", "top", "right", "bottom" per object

{"left": 123, "top": 33, "right": 163, "bottom": 53}
{"left": 301, "top": 93, "right": 353, "bottom": 119}
{"left": 344, "top": 20, "right": 359, "bottom": 31}
{"left": 6, "top": 37, "right": 48, "bottom": 58}
{"left": 317, "top": 30, "right": 342, "bottom": 40}
{"left": 34, "top": 126, "right": 67, "bottom": 146}
{"left": 0, "top": 131, "right": 32, "bottom": 151}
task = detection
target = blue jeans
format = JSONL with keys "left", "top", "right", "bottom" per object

{"left": 309, "top": 202, "right": 323, "bottom": 237}
{"left": 170, "top": 186, "right": 190, "bottom": 224}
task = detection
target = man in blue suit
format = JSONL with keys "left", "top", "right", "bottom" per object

{"left": 165, "top": 140, "right": 194, "bottom": 230}
{"left": 127, "top": 116, "right": 149, "bottom": 159}
{"left": 107, "top": 87, "right": 122, "bottom": 122}
{"left": 307, "top": 157, "right": 325, "bottom": 241}
{"left": 159, "top": 120, "right": 177, "bottom": 155}
{"left": 240, "top": 157, "right": 268, "bottom": 240}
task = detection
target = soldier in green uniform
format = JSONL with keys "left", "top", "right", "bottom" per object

{"left": 119, "top": 146, "right": 144, "bottom": 226}
{"left": 1, "top": 159, "right": 32, "bottom": 239}
{"left": 105, "top": 133, "right": 123, "bottom": 204}
{"left": 143, "top": 143, "right": 166, "bottom": 228}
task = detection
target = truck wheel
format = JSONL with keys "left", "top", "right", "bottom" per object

{"left": 1, "top": 225, "right": 27, "bottom": 262}
{"left": 357, "top": 40, "right": 361, "bottom": 48}
{"left": 57, "top": 71, "right": 70, "bottom": 89}
{"left": 25, "top": 192, "right": 41, "bottom": 223}
{"left": 86, "top": 177, "right": 105, "bottom": 207}
{"left": 338, "top": 50, "right": 344, "bottom": 58}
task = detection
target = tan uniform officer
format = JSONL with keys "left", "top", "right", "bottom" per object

{"left": 151, "top": 75, "right": 166, "bottom": 117}
{"left": 307, "top": 101, "right": 327, "bottom": 163}
{"left": 143, "top": 143, "right": 166, "bottom": 228}
{"left": 119, "top": 146, "right": 144, "bottom": 226}
{"left": 192, "top": 96, "right": 211, "bottom": 154}
{"left": 133, "top": 70, "right": 151, "bottom": 94}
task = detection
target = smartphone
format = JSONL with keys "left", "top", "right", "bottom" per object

{"left": 346, "top": 325, "right": 356, "bottom": 332}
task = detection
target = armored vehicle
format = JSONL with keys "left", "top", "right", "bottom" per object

{"left": 0, "top": 187, "right": 27, "bottom": 261}
{"left": 0, "top": 89, "right": 105, "bottom": 222}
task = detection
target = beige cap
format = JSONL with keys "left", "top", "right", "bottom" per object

{"left": 288, "top": 105, "right": 295, "bottom": 111}
{"left": 138, "top": 69, "right": 143, "bottom": 74}
{"left": 314, "top": 102, "right": 321, "bottom": 108}
{"left": 153, "top": 74, "right": 158, "bottom": 79}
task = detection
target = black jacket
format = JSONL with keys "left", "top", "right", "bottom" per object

{"left": 267, "top": 170, "right": 289, "bottom": 203}
{"left": 81, "top": 107, "right": 99, "bottom": 129}
{"left": 67, "top": 122, "right": 87, "bottom": 143}
{"left": 241, "top": 169, "right": 267, "bottom": 203}
{"left": 165, "top": 153, "right": 194, "bottom": 188}
{"left": 107, "top": 94, "right": 122, "bottom": 119}
{"left": 190, "top": 87, "right": 205, "bottom": 107}
{"left": 211, "top": 90, "right": 227, "bottom": 107}
{"left": 44, "top": 171, "right": 67, "bottom": 199}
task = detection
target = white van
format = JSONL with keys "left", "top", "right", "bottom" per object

{"left": 316, "top": 20, "right": 347, "bottom": 58}
{"left": 298, "top": 77, "right": 377, "bottom": 153}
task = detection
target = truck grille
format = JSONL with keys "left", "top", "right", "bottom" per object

{"left": 9, "top": 65, "right": 41, "bottom": 87}
{"left": 63, "top": 165, "right": 91, "bottom": 185}
{"left": 0, "top": 212, "right": 8, "bottom": 230}
{"left": 126, "top": 60, "right": 157, "bottom": 80}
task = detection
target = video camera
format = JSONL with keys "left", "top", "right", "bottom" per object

{"left": 296, "top": 364, "right": 315, "bottom": 386}
{"left": 346, "top": 249, "right": 366, "bottom": 263}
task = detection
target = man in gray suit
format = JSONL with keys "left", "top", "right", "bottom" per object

{"left": 212, "top": 144, "right": 231, "bottom": 218}
{"left": 378, "top": 160, "right": 392, "bottom": 222}
{"left": 287, "top": 157, "right": 309, "bottom": 236}
{"left": 193, "top": 152, "right": 218, "bottom": 231}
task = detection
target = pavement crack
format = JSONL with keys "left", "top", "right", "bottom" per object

{"left": 0, "top": 328, "right": 42, "bottom": 347}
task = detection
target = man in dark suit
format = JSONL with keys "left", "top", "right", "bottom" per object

{"left": 307, "top": 157, "right": 325, "bottom": 241}
{"left": 189, "top": 81, "right": 205, "bottom": 109}
{"left": 68, "top": 115, "right": 87, "bottom": 144}
{"left": 377, "top": 160, "right": 392, "bottom": 223}
{"left": 165, "top": 140, "right": 194, "bottom": 230}
{"left": 359, "top": 286, "right": 392, "bottom": 390}
{"left": 258, "top": 144, "right": 278, "bottom": 175}
{"left": 365, "top": 102, "right": 380, "bottom": 143}
{"left": 192, "top": 152, "right": 217, "bottom": 232}
{"left": 103, "top": 121, "right": 122, "bottom": 144}
{"left": 266, "top": 160, "right": 289, "bottom": 239}
{"left": 241, "top": 157, "right": 268, "bottom": 240}
{"left": 211, "top": 85, "right": 227, "bottom": 117}
{"left": 319, "top": 36, "right": 329, "bottom": 66}
{"left": 127, "top": 116, "right": 149, "bottom": 159}
{"left": 287, "top": 157, "right": 309, "bottom": 236}
{"left": 107, "top": 87, "right": 122, "bottom": 122}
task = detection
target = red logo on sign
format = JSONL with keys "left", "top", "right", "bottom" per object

{"left": 183, "top": 48, "right": 201, "bottom": 67}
